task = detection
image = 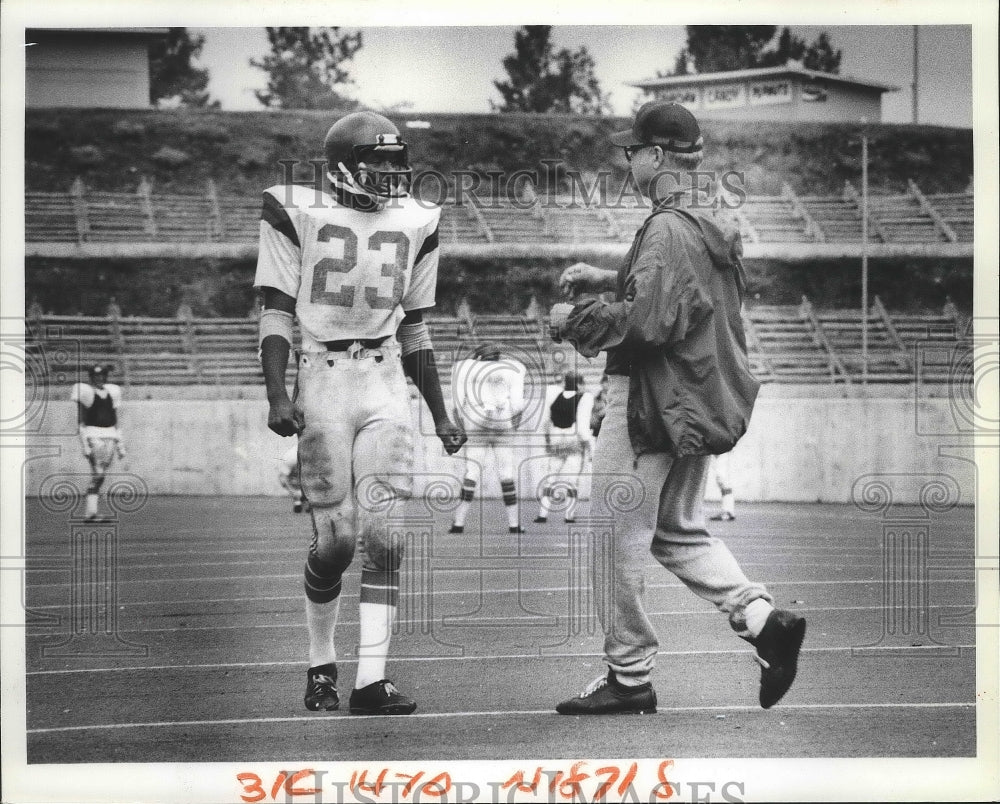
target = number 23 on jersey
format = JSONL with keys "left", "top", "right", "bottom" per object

{"left": 311, "top": 224, "right": 409, "bottom": 311}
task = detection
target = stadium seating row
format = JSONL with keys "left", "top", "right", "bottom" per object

{"left": 25, "top": 180, "right": 972, "bottom": 246}
{"left": 25, "top": 298, "right": 963, "bottom": 388}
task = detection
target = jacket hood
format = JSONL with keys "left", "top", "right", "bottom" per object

{"left": 652, "top": 195, "right": 747, "bottom": 296}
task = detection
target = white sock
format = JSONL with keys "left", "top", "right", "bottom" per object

{"left": 744, "top": 598, "right": 774, "bottom": 638}
{"left": 305, "top": 597, "right": 340, "bottom": 667}
{"left": 504, "top": 503, "right": 519, "bottom": 528}
{"left": 537, "top": 494, "right": 551, "bottom": 518}
{"left": 355, "top": 602, "right": 395, "bottom": 687}
{"left": 722, "top": 492, "right": 735, "bottom": 516}
{"left": 452, "top": 500, "right": 469, "bottom": 528}
{"left": 85, "top": 493, "right": 98, "bottom": 518}
{"left": 566, "top": 490, "right": 579, "bottom": 520}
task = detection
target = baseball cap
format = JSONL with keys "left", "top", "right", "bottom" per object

{"left": 610, "top": 101, "right": 703, "bottom": 154}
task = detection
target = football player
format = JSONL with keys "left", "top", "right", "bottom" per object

{"left": 708, "top": 451, "right": 737, "bottom": 521}
{"left": 70, "top": 364, "right": 125, "bottom": 522}
{"left": 534, "top": 371, "right": 594, "bottom": 524}
{"left": 256, "top": 111, "right": 466, "bottom": 716}
{"left": 449, "top": 343, "right": 528, "bottom": 535}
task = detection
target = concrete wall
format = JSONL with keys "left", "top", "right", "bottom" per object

{"left": 26, "top": 32, "right": 152, "bottom": 109}
{"left": 23, "top": 396, "right": 975, "bottom": 505}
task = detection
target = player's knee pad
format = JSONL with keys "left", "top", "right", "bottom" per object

{"left": 500, "top": 479, "right": 517, "bottom": 507}
{"left": 460, "top": 478, "right": 476, "bottom": 502}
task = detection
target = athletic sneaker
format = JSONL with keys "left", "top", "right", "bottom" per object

{"left": 293, "top": 502, "right": 303, "bottom": 514}
{"left": 349, "top": 679, "right": 417, "bottom": 715}
{"left": 533, "top": 516, "right": 548, "bottom": 524}
{"left": 709, "top": 512, "right": 735, "bottom": 521}
{"left": 304, "top": 662, "right": 340, "bottom": 711}
{"left": 750, "top": 609, "right": 807, "bottom": 709}
{"left": 555, "top": 671, "right": 657, "bottom": 715}
{"left": 448, "top": 524, "right": 464, "bottom": 534}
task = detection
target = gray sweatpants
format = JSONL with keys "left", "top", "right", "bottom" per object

{"left": 589, "top": 375, "right": 771, "bottom": 683}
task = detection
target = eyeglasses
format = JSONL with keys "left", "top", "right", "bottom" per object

{"left": 623, "top": 145, "right": 652, "bottom": 163}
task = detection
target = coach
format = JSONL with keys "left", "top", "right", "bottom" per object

{"left": 549, "top": 101, "right": 806, "bottom": 715}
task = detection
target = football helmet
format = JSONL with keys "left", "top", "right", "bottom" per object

{"left": 323, "top": 111, "right": 411, "bottom": 200}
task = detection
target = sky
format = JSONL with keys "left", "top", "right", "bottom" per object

{"left": 195, "top": 25, "right": 973, "bottom": 126}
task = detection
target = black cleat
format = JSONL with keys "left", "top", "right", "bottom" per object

{"left": 349, "top": 679, "right": 417, "bottom": 715}
{"left": 293, "top": 502, "right": 303, "bottom": 513}
{"left": 564, "top": 517, "right": 576, "bottom": 524}
{"left": 448, "top": 523, "right": 464, "bottom": 534}
{"left": 509, "top": 525, "right": 525, "bottom": 534}
{"left": 304, "top": 663, "right": 340, "bottom": 711}
{"left": 533, "top": 516, "right": 548, "bottom": 524}
{"left": 556, "top": 671, "right": 657, "bottom": 715}
{"left": 709, "top": 512, "right": 735, "bottom": 522}
{"left": 750, "top": 609, "right": 806, "bottom": 709}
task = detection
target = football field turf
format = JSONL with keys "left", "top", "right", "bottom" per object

{"left": 22, "top": 496, "right": 976, "bottom": 763}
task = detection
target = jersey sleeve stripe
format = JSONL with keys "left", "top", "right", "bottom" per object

{"left": 261, "top": 192, "right": 300, "bottom": 248}
{"left": 414, "top": 225, "right": 439, "bottom": 265}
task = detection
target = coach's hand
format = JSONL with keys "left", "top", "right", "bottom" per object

{"left": 436, "top": 419, "right": 467, "bottom": 455}
{"left": 559, "top": 262, "right": 606, "bottom": 298}
{"left": 268, "top": 395, "right": 304, "bottom": 437}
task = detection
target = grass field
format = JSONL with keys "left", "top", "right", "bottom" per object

{"left": 22, "top": 495, "right": 976, "bottom": 765}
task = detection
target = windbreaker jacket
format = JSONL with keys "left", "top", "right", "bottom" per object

{"left": 559, "top": 195, "right": 760, "bottom": 457}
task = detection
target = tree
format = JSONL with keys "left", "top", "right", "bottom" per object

{"left": 493, "top": 26, "right": 611, "bottom": 115}
{"left": 149, "top": 28, "right": 217, "bottom": 108}
{"left": 671, "top": 25, "right": 842, "bottom": 75}
{"left": 681, "top": 26, "right": 778, "bottom": 74}
{"left": 250, "top": 27, "right": 363, "bottom": 110}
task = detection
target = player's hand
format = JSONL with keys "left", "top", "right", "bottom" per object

{"left": 436, "top": 419, "right": 467, "bottom": 455}
{"left": 268, "top": 396, "right": 304, "bottom": 437}
{"left": 548, "top": 303, "right": 575, "bottom": 342}
{"left": 559, "top": 262, "right": 604, "bottom": 298}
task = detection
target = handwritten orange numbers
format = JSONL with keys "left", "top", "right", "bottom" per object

{"left": 236, "top": 770, "right": 320, "bottom": 803}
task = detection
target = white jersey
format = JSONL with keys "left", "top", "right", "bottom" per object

{"left": 254, "top": 185, "right": 441, "bottom": 350}
{"left": 452, "top": 358, "right": 527, "bottom": 431}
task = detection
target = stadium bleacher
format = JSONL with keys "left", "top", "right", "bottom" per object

{"left": 23, "top": 179, "right": 973, "bottom": 247}
{"left": 25, "top": 297, "right": 964, "bottom": 389}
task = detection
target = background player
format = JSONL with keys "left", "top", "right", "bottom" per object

{"left": 256, "top": 111, "right": 465, "bottom": 716}
{"left": 709, "top": 451, "right": 737, "bottom": 521}
{"left": 70, "top": 364, "right": 125, "bottom": 522}
{"left": 277, "top": 438, "right": 308, "bottom": 514}
{"left": 449, "top": 342, "right": 527, "bottom": 535}
{"left": 535, "top": 370, "right": 594, "bottom": 524}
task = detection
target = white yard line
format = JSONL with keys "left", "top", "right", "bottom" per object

{"left": 26, "top": 701, "right": 977, "bottom": 734}
{"left": 26, "top": 642, "right": 976, "bottom": 676}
